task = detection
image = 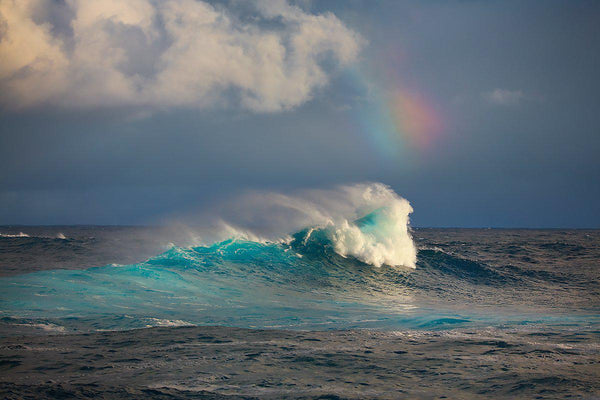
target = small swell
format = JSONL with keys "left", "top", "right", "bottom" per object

{"left": 417, "top": 249, "right": 511, "bottom": 285}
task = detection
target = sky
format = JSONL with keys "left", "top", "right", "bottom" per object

{"left": 0, "top": 0, "right": 599, "bottom": 228}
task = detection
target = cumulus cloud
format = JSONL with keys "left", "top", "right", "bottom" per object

{"left": 0, "top": 0, "right": 362, "bottom": 112}
{"left": 484, "top": 88, "right": 525, "bottom": 105}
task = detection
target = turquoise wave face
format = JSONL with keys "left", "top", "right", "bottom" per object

{"left": 0, "top": 237, "right": 410, "bottom": 330}
{"left": 1, "top": 230, "right": 598, "bottom": 333}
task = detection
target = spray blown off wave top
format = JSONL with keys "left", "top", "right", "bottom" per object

{"left": 209, "top": 183, "right": 417, "bottom": 268}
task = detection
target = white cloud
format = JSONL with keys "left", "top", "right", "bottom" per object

{"left": 0, "top": 0, "right": 362, "bottom": 112}
{"left": 484, "top": 88, "right": 525, "bottom": 105}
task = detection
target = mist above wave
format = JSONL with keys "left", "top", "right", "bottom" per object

{"left": 174, "top": 183, "right": 417, "bottom": 268}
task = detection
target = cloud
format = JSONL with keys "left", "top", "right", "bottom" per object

{"left": 484, "top": 88, "right": 525, "bottom": 105}
{"left": 0, "top": 0, "right": 362, "bottom": 112}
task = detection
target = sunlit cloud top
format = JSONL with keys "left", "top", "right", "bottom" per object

{"left": 0, "top": 0, "right": 362, "bottom": 112}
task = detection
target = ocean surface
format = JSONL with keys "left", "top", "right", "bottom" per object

{"left": 1, "top": 225, "right": 599, "bottom": 333}
{"left": 1, "top": 223, "right": 599, "bottom": 398}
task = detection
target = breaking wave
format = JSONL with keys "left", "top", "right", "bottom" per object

{"left": 0, "top": 232, "right": 30, "bottom": 238}
{"left": 1, "top": 183, "right": 596, "bottom": 333}
{"left": 188, "top": 182, "right": 417, "bottom": 268}
{"left": 0, "top": 232, "right": 68, "bottom": 239}
{"left": 0, "top": 184, "right": 421, "bottom": 331}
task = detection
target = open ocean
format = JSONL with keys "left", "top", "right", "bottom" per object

{"left": 1, "top": 225, "right": 599, "bottom": 398}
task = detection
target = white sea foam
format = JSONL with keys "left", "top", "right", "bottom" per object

{"left": 0, "top": 232, "right": 29, "bottom": 237}
{"left": 329, "top": 193, "right": 416, "bottom": 268}
{"left": 145, "top": 318, "right": 194, "bottom": 328}
{"left": 0, "top": 232, "right": 69, "bottom": 239}
{"left": 14, "top": 322, "right": 66, "bottom": 332}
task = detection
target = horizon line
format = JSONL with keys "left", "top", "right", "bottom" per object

{"left": 1, "top": 224, "right": 598, "bottom": 230}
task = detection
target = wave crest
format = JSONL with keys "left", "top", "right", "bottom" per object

{"left": 181, "top": 182, "right": 417, "bottom": 268}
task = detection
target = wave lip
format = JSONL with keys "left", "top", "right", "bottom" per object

{"left": 330, "top": 201, "right": 416, "bottom": 268}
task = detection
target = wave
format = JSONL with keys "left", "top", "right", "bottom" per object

{"left": 180, "top": 182, "right": 417, "bottom": 268}
{"left": 1, "top": 184, "right": 596, "bottom": 332}
{"left": 0, "top": 232, "right": 30, "bottom": 238}
{"left": 416, "top": 249, "right": 511, "bottom": 285}
{"left": 0, "top": 199, "right": 422, "bottom": 329}
{"left": 0, "top": 232, "right": 68, "bottom": 239}
{"left": 2, "top": 232, "right": 593, "bottom": 332}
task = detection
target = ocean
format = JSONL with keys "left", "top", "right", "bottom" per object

{"left": 0, "top": 223, "right": 598, "bottom": 398}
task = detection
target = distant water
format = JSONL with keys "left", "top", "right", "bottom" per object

{"left": 1, "top": 225, "right": 598, "bottom": 333}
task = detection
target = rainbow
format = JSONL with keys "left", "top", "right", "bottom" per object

{"left": 347, "top": 57, "right": 443, "bottom": 159}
